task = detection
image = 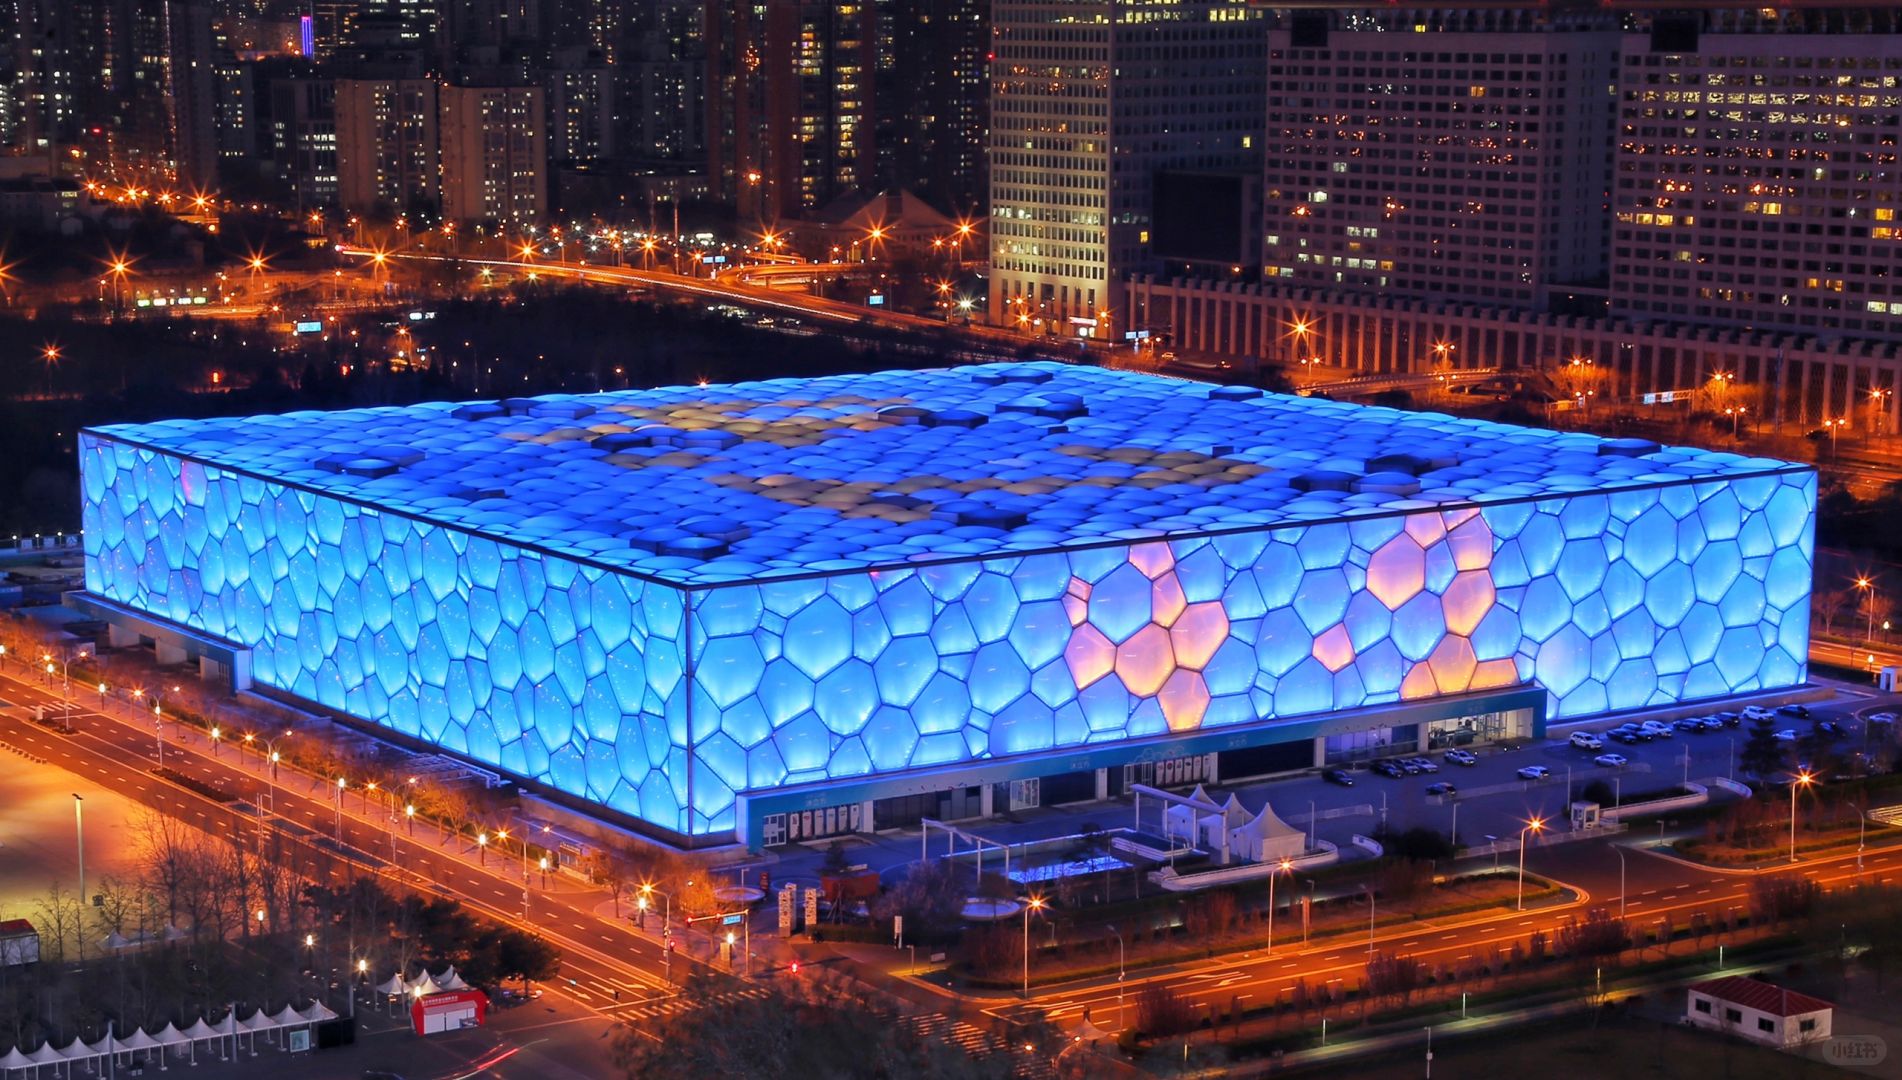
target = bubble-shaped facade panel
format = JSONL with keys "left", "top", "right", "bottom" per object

{"left": 79, "top": 365, "right": 1816, "bottom": 843}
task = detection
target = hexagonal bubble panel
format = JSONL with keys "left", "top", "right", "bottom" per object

{"left": 80, "top": 390, "right": 1815, "bottom": 840}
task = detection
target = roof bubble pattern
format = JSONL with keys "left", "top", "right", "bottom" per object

{"left": 82, "top": 363, "right": 1802, "bottom": 589}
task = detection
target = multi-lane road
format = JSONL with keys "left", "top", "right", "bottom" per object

{"left": 0, "top": 668, "right": 715, "bottom": 1032}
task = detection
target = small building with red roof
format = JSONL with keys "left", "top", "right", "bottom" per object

{"left": 1685, "top": 976, "right": 1832, "bottom": 1049}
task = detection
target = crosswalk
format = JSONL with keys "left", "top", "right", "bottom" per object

{"left": 605, "top": 984, "right": 771, "bottom": 1021}
{"left": 904, "top": 1013, "right": 1056, "bottom": 1079}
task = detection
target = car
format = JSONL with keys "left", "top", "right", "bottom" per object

{"left": 1569, "top": 731, "right": 1604, "bottom": 750}
{"left": 1640, "top": 720, "right": 1676, "bottom": 738}
{"left": 1674, "top": 717, "right": 1708, "bottom": 732}
{"left": 1407, "top": 756, "right": 1441, "bottom": 774}
{"left": 1869, "top": 711, "right": 1898, "bottom": 725}
{"left": 1444, "top": 748, "right": 1479, "bottom": 766}
{"left": 1774, "top": 729, "right": 1799, "bottom": 742}
{"left": 1816, "top": 720, "right": 1846, "bottom": 738}
{"left": 1516, "top": 765, "right": 1551, "bottom": 781}
{"left": 1396, "top": 758, "right": 1424, "bottom": 774}
{"left": 1425, "top": 781, "right": 1457, "bottom": 797}
{"left": 1777, "top": 704, "right": 1811, "bottom": 719}
{"left": 1594, "top": 753, "right": 1629, "bottom": 768}
{"left": 1323, "top": 768, "right": 1355, "bottom": 786}
{"left": 1714, "top": 711, "right": 1742, "bottom": 727}
{"left": 1610, "top": 729, "right": 1642, "bottom": 745}
{"left": 1371, "top": 759, "right": 1406, "bottom": 778}
{"left": 1742, "top": 705, "right": 1775, "bottom": 721}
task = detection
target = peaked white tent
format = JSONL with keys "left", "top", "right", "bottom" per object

{"left": 56, "top": 1036, "right": 99, "bottom": 1074}
{"left": 299, "top": 1002, "right": 338, "bottom": 1023}
{"left": 408, "top": 972, "right": 444, "bottom": 997}
{"left": 0, "top": 1046, "right": 33, "bottom": 1072}
{"left": 181, "top": 1018, "right": 222, "bottom": 1065}
{"left": 1229, "top": 799, "right": 1306, "bottom": 863}
{"left": 434, "top": 966, "right": 470, "bottom": 991}
{"left": 375, "top": 973, "right": 408, "bottom": 997}
{"left": 21, "top": 1042, "right": 63, "bottom": 1075}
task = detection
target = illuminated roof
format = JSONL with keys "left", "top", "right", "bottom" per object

{"left": 85, "top": 363, "right": 1805, "bottom": 587}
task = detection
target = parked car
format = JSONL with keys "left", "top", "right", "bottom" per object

{"left": 1323, "top": 768, "right": 1355, "bottom": 787}
{"left": 1714, "top": 711, "right": 1743, "bottom": 727}
{"left": 1640, "top": 720, "right": 1676, "bottom": 738}
{"left": 1674, "top": 717, "right": 1707, "bottom": 732}
{"left": 1742, "top": 705, "right": 1775, "bottom": 721}
{"left": 1569, "top": 731, "right": 1604, "bottom": 750}
{"left": 1397, "top": 758, "right": 1425, "bottom": 775}
{"left": 1444, "top": 748, "right": 1479, "bottom": 766}
{"left": 1610, "top": 729, "right": 1642, "bottom": 745}
{"left": 1774, "top": 729, "right": 1799, "bottom": 742}
{"left": 1371, "top": 759, "right": 1407, "bottom": 778}
{"left": 1777, "top": 704, "right": 1811, "bottom": 719}
{"left": 1869, "top": 711, "right": 1898, "bottom": 726}
{"left": 1516, "top": 765, "right": 1551, "bottom": 781}
{"left": 1610, "top": 723, "right": 1652, "bottom": 742}
{"left": 1425, "top": 782, "right": 1457, "bottom": 797}
{"left": 1816, "top": 720, "right": 1847, "bottom": 738}
{"left": 1698, "top": 717, "right": 1727, "bottom": 732}
{"left": 1594, "top": 753, "right": 1629, "bottom": 768}
{"left": 1407, "top": 756, "right": 1441, "bottom": 774}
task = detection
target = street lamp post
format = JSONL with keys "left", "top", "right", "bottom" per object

{"left": 1789, "top": 770, "right": 1814, "bottom": 863}
{"left": 1266, "top": 859, "right": 1293, "bottom": 957}
{"left": 74, "top": 794, "right": 84, "bottom": 960}
{"left": 1614, "top": 844, "right": 1626, "bottom": 920}
{"left": 1021, "top": 895, "right": 1046, "bottom": 998}
{"left": 334, "top": 777, "right": 346, "bottom": 840}
{"left": 1517, "top": 817, "right": 1546, "bottom": 911}
{"left": 1105, "top": 924, "right": 1125, "bottom": 1031}
{"left": 1856, "top": 577, "right": 1878, "bottom": 642}
{"left": 1365, "top": 885, "right": 1377, "bottom": 955}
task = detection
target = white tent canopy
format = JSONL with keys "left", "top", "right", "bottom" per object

{"left": 1230, "top": 799, "right": 1306, "bottom": 863}
{"left": 114, "top": 1028, "right": 160, "bottom": 1053}
{"left": 409, "top": 973, "right": 444, "bottom": 997}
{"left": 181, "top": 1018, "right": 220, "bottom": 1043}
{"left": 376, "top": 973, "right": 409, "bottom": 997}
{"left": 267, "top": 1005, "right": 303, "bottom": 1028}
{"left": 21, "top": 1042, "right": 62, "bottom": 1067}
{"left": 435, "top": 966, "right": 470, "bottom": 991}
{"left": 300, "top": 1002, "right": 338, "bottom": 1023}
{"left": 239, "top": 1009, "right": 277, "bottom": 1034}
{"left": 152, "top": 1022, "right": 190, "bottom": 1048}
{"left": 0, "top": 1047, "right": 33, "bottom": 1070}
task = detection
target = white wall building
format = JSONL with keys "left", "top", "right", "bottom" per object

{"left": 1685, "top": 976, "right": 1832, "bottom": 1050}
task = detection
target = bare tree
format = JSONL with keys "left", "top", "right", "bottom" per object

{"left": 33, "top": 883, "right": 85, "bottom": 962}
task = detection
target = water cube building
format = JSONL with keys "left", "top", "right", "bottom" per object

{"left": 77, "top": 364, "right": 1816, "bottom": 848}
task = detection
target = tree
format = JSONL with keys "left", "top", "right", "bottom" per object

{"left": 1558, "top": 908, "right": 1631, "bottom": 964}
{"left": 495, "top": 930, "right": 561, "bottom": 990}
{"left": 1364, "top": 950, "right": 1422, "bottom": 1008}
{"left": 1739, "top": 716, "right": 1786, "bottom": 781}
{"left": 872, "top": 860, "right": 969, "bottom": 944}
{"left": 33, "top": 882, "right": 85, "bottom": 962}
{"left": 1134, "top": 982, "right": 1197, "bottom": 1039}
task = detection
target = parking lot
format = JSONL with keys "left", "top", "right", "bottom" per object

{"left": 1217, "top": 681, "right": 1902, "bottom": 854}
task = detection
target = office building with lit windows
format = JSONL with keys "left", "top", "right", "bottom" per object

{"left": 987, "top": 0, "right": 1266, "bottom": 337}
{"left": 1257, "top": 6, "right": 1619, "bottom": 313}
{"left": 76, "top": 365, "right": 1814, "bottom": 849}
{"left": 1610, "top": 9, "right": 1902, "bottom": 342}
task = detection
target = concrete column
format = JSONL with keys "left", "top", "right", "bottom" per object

{"left": 1312, "top": 736, "right": 1327, "bottom": 768}
{"left": 1417, "top": 725, "right": 1432, "bottom": 753}
{"left": 979, "top": 784, "right": 994, "bottom": 819}
{"left": 1204, "top": 752, "right": 1219, "bottom": 785}
{"left": 858, "top": 800, "right": 875, "bottom": 833}
{"left": 1093, "top": 768, "right": 1109, "bottom": 801}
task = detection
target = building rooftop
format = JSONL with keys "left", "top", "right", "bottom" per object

{"left": 84, "top": 363, "right": 1806, "bottom": 588}
{"left": 1688, "top": 976, "right": 1832, "bottom": 1017}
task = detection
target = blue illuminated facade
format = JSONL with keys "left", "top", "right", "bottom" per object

{"left": 78, "top": 365, "right": 1816, "bottom": 845}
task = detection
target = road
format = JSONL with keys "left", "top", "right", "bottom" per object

{"left": 0, "top": 667, "right": 728, "bottom": 1031}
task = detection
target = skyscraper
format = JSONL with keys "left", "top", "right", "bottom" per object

{"left": 987, "top": 0, "right": 1266, "bottom": 338}
{"left": 439, "top": 81, "right": 545, "bottom": 223}
{"left": 1257, "top": 7, "right": 1619, "bottom": 313}
{"left": 334, "top": 75, "right": 439, "bottom": 212}
{"left": 1610, "top": 7, "right": 1902, "bottom": 342}
{"left": 878, "top": 0, "right": 987, "bottom": 216}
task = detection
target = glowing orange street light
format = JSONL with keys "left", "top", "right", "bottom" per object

{"left": 1517, "top": 816, "right": 1546, "bottom": 909}
{"left": 1790, "top": 769, "right": 1816, "bottom": 862}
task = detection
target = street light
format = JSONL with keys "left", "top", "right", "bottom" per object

{"left": 1789, "top": 770, "right": 1815, "bottom": 863}
{"left": 1105, "top": 924, "right": 1125, "bottom": 1031}
{"left": 1022, "top": 895, "right": 1046, "bottom": 997}
{"left": 1856, "top": 576, "right": 1878, "bottom": 642}
{"left": 477, "top": 832, "right": 489, "bottom": 865}
{"left": 1266, "top": 858, "right": 1293, "bottom": 957}
{"left": 1517, "top": 817, "right": 1546, "bottom": 910}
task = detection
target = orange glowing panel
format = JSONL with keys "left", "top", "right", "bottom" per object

{"left": 1400, "top": 663, "right": 1440, "bottom": 701}
{"left": 1063, "top": 623, "right": 1116, "bottom": 688}
{"left": 1445, "top": 514, "right": 1494, "bottom": 571}
{"left": 1404, "top": 513, "right": 1446, "bottom": 548}
{"left": 1169, "top": 603, "right": 1229, "bottom": 670}
{"left": 1424, "top": 635, "right": 1477, "bottom": 694}
{"left": 1365, "top": 535, "right": 1426, "bottom": 609}
{"left": 1115, "top": 623, "right": 1175, "bottom": 697}
{"left": 1128, "top": 542, "right": 1176, "bottom": 580}
{"left": 1063, "top": 591, "right": 1090, "bottom": 627}
{"left": 1440, "top": 570, "right": 1496, "bottom": 637}
{"left": 1311, "top": 623, "right": 1355, "bottom": 673}
{"left": 1471, "top": 658, "right": 1521, "bottom": 690}
{"left": 1158, "top": 669, "right": 1211, "bottom": 732}
{"left": 1151, "top": 571, "right": 1188, "bottom": 628}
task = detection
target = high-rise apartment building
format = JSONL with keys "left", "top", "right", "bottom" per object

{"left": 1610, "top": 8, "right": 1902, "bottom": 342}
{"left": 1258, "top": 7, "right": 1619, "bottom": 313}
{"left": 545, "top": 45, "right": 613, "bottom": 164}
{"left": 163, "top": 0, "right": 218, "bottom": 187}
{"left": 438, "top": 81, "right": 544, "bottom": 222}
{"left": 879, "top": 0, "right": 987, "bottom": 216}
{"left": 706, "top": 0, "right": 876, "bottom": 223}
{"left": 987, "top": 0, "right": 1265, "bottom": 337}
{"left": 334, "top": 76, "right": 439, "bottom": 212}
{"left": 266, "top": 66, "right": 338, "bottom": 209}
{"left": 625, "top": 0, "right": 701, "bottom": 163}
